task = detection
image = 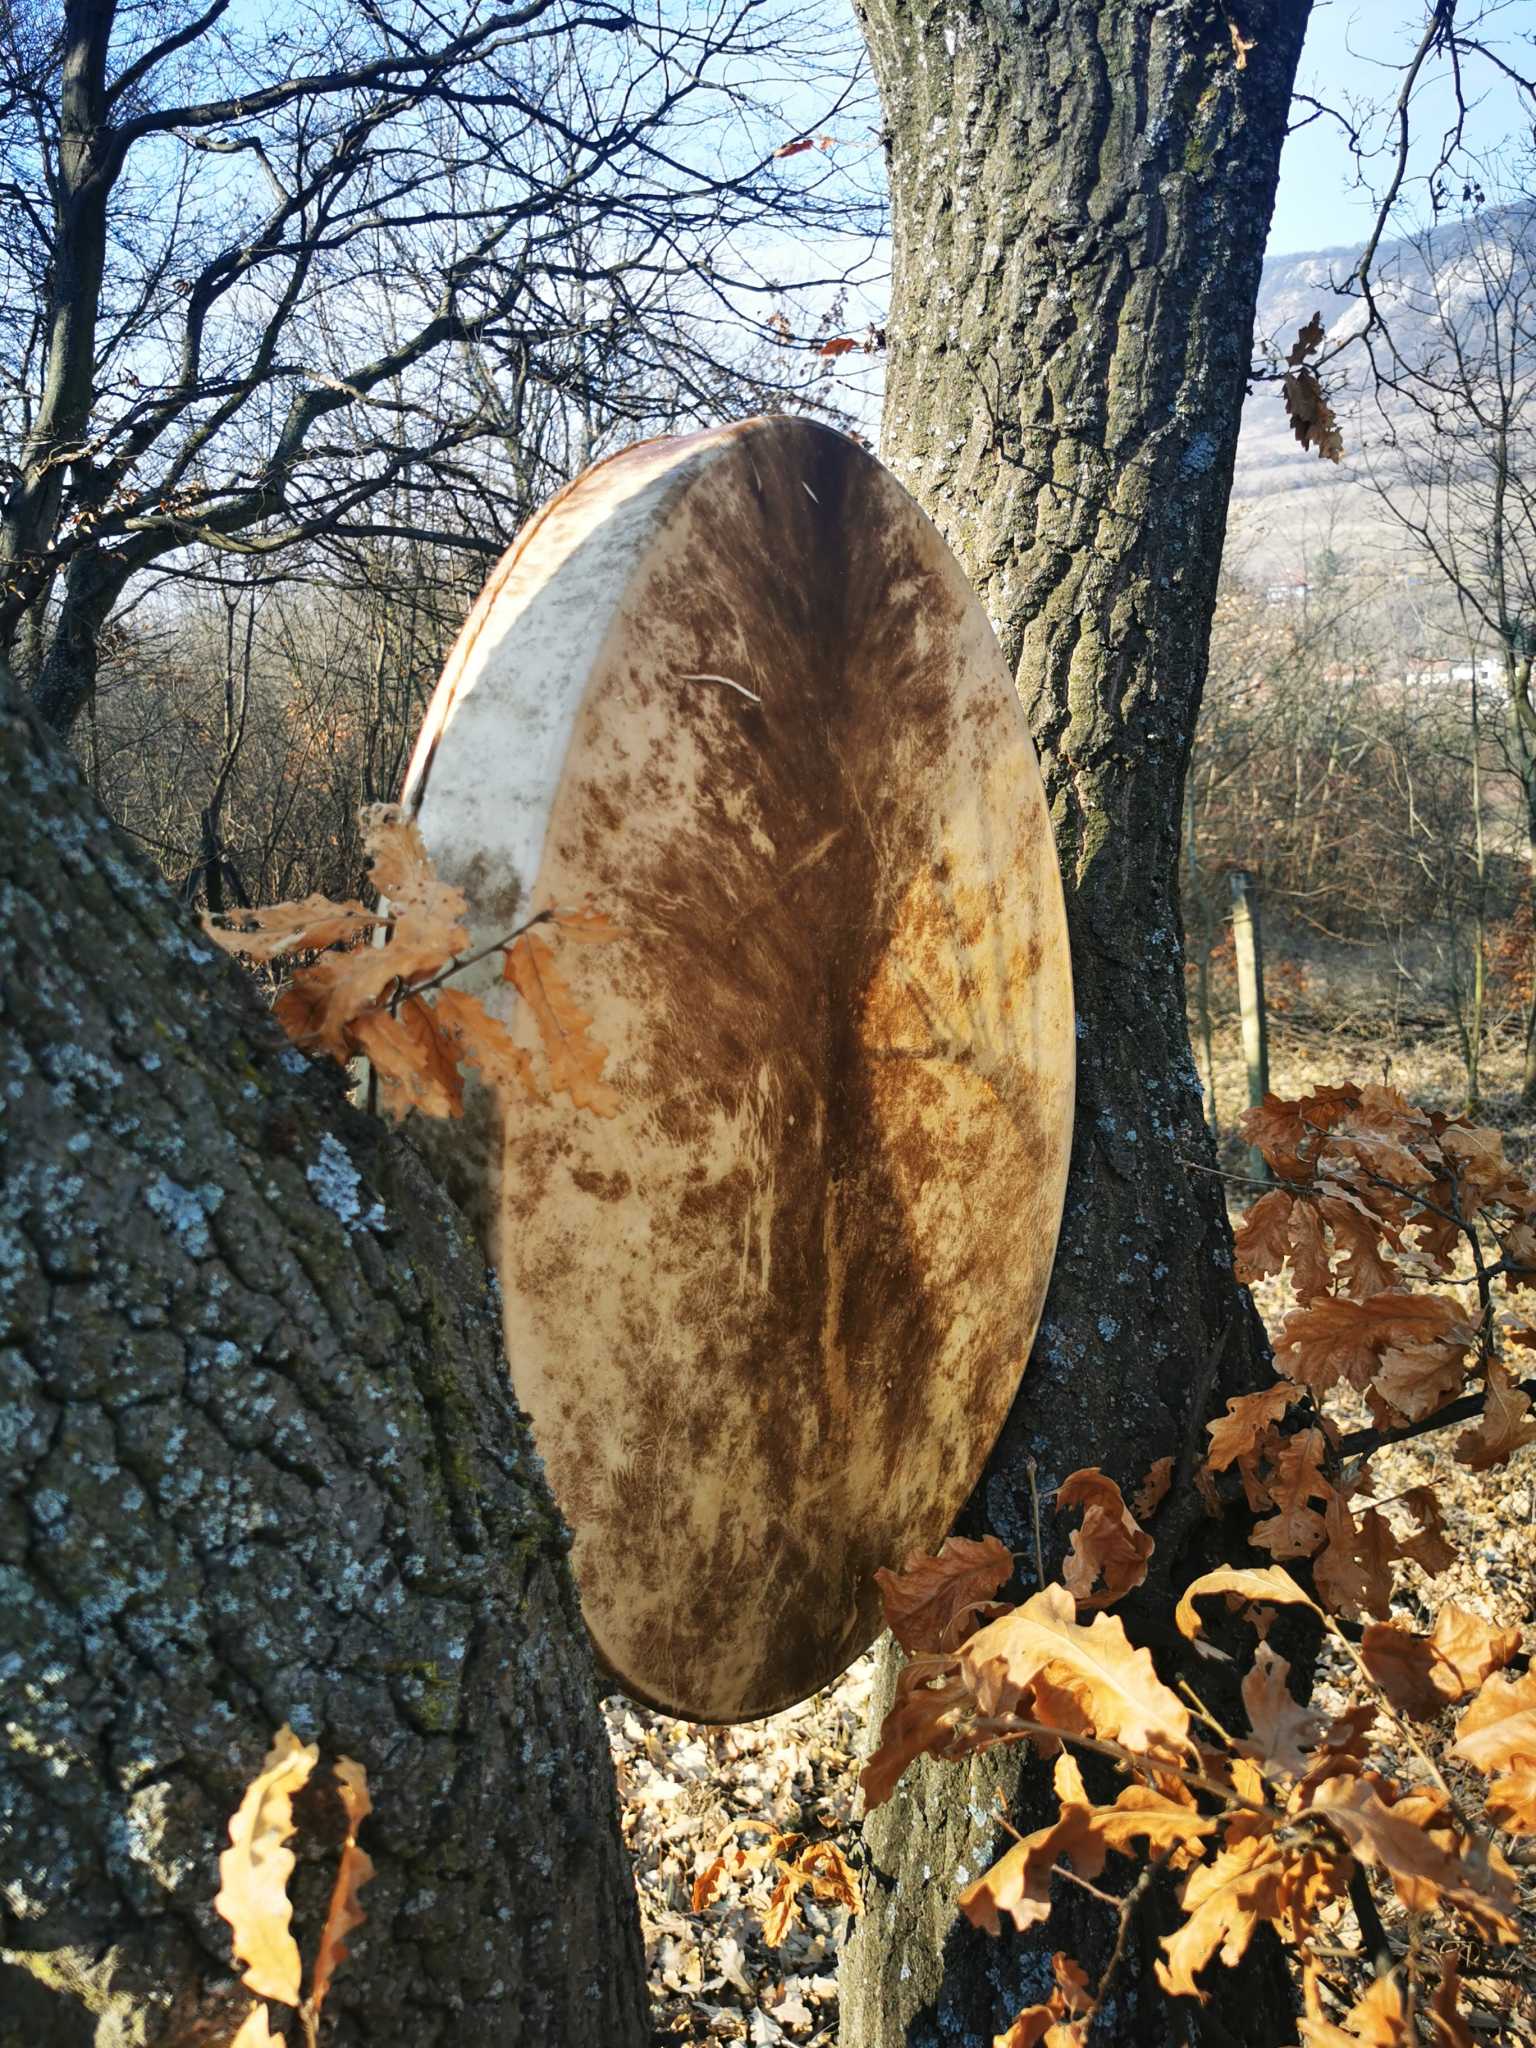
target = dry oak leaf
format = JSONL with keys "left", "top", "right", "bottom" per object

{"left": 204, "top": 894, "right": 381, "bottom": 963}
{"left": 1274, "top": 1292, "right": 1471, "bottom": 1396}
{"left": 214, "top": 1724, "right": 319, "bottom": 2005}
{"left": 1250, "top": 1429, "right": 1332, "bottom": 1560}
{"left": 230, "top": 2011, "right": 287, "bottom": 2047}
{"left": 1288, "top": 311, "right": 1326, "bottom": 365}
{"left": 1238, "top": 1086, "right": 1359, "bottom": 1181}
{"left": 1056, "top": 1468, "right": 1153, "bottom": 1609}
{"left": 959, "top": 1583, "right": 1190, "bottom": 1757}
{"left": 1175, "top": 1563, "right": 1320, "bottom": 1642}
{"left": 1454, "top": 1361, "right": 1536, "bottom": 1470}
{"left": 349, "top": 998, "right": 464, "bottom": 1120}
{"left": 1483, "top": 1764, "right": 1536, "bottom": 1834}
{"left": 1297, "top": 1970, "right": 1409, "bottom": 2047}
{"left": 1305, "top": 1775, "right": 1518, "bottom": 1940}
{"left": 1395, "top": 1485, "right": 1456, "bottom": 1576}
{"left": 1239, "top": 1642, "right": 1326, "bottom": 1778}
{"left": 875, "top": 1533, "right": 1015, "bottom": 1655}
{"left": 430, "top": 986, "right": 545, "bottom": 1106}
{"left": 1319, "top": 1187, "right": 1400, "bottom": 1300}
{"left": 1313, "top": 1497, "right": 1397, "bottom": 1619}
{"left": 1205, "top": 1382, "right": 1303, "bottom": 1472}
{"left": 1369, "top": 1338, "right": 1468, "bottom": 1426}
{"left": 1453, "top": 1669, "right": 1536, "bottom": 1777}
{"left": 309, "top": 1755, "right": 375, "bottom": 2018}
{"left": 505, "top": 930, "right": 619, "bottom": 1116}
{"left": 1359, "top": 1603, "right": 1520, "bottom": 1719}
{"left": 860, "top": 1656, "right": 976, "bottom": 1810}
{"left": 1130, "top": 1455, "right": 1174, "bottom": 1521}
{"left": 1427, "top": 1954, "right": 1477, "bottom": 2048}
{"left": 550, "top": 903, "right": 622, "bottom": 943}
{"left": 1233, "top": 1187, "right": 1296, "bottom": 1286}
{"left": 1155, "top": 1826, "right": 1286, "bottom": 1998}
{"left": 959, "top": 1757, "right": 1214, "bottom": 1938}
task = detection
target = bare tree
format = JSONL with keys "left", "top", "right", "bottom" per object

{"left": 0, "top": 0, "right": 879, "bottom": 734}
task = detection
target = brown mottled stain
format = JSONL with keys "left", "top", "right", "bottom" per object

{"left": 410, "top": 417, "right": 1074, "bottom": 1721}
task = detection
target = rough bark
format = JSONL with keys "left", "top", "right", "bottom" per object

{"left": 841, "top": 3, "right": 1312, "bottom": 2044}
{"left": 0, "top": 663, "right": 648, "bottom": 2047}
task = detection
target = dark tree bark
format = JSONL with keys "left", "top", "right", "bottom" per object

{"left": 0, "top": 662, "right": 647, "bottom": 2046}
{"left": 841, "top": 3, "right": 1313, "bottom": 2044}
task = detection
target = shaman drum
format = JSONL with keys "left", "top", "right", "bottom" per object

{"left": 398, "top": 416, "right": 1074, "bottom": 1721}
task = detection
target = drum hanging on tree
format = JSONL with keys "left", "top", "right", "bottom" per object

{"left": 399, "top": 416, "right": 1075, "bottom": 1722}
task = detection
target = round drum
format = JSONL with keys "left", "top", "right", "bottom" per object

{"left": 400, "top": 416, "right": 1074, "bottom": 1721}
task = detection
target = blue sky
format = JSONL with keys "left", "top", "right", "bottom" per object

{"left": 1268, "top": 0, "right": 1533, "bottom": 255}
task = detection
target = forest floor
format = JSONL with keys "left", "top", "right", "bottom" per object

{"left": 607, "top": 1015, "right": 1536, "bottom": 2046}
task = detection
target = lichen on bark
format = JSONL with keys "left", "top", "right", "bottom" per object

{"left": 0, "top": 669, "right": 647, "bottom": 2047}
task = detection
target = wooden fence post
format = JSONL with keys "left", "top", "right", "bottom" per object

{"left": 1230, "top": 868, "right": 1269, "bottom": 1181}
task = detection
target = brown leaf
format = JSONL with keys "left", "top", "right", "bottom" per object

{"left": 1306, "top": 1775, "right": 1518, "bottom": 1940}
{"left": 1484, "top": 1764, "right": 1536, "bottom": 1833}
{"left": 1239, "top": 1086, "right": 1359, "bottom": 1179}
{"left": 1428, "top": 1954, "right": 1476, "bottom": 2048}
{"left": 772, "top": 136, "right": 815, "bottom": 157}
{"left": 960, "top": 1583, "right": 1190, "bottom": 1757}
{"left": 818, "top": 336, "right": 859, "bottom": 356}
{"left": 349, "top": 998, "right": 464, "bottom": 1120}
{"left": 762, "top": 1866, "right": 801, "bottom": 1945}
{"left": 875, "top": 1534, "right": 1015, "bottom": 1655}
{"left": 1056, "top": 1467, "right": 1153, "bottom": 1609}
{"left": 1239, "top": 1642, "right": 1325, "bottom": 1777}
{"left": 1318, "top": 1190, "right": 1399, "bottom": 1301}
{"left": 1130, "top": 1456, "right": 1174, "bottom": 1521}
{"left": 1250, "top": 1429, "right": 1331, "bottom": 1560}
{"left": 230, "top": 2011, "right": 288, "bottom": 2047}
{"left": 1454, "top": 1361, "right": 1536, "bottom": 1469}
{"left": 1369, "top": 1338, "right": 1468, "bottom": 1425}
{"left": 1314, "top": 1497, "right": 1397, "bottom": 1619}
{"left": 860, "top": 1657, "right": 976, "bottom": 1810}
{"left": 1453, "top": 1669, "right": 1536, "bottom": 1777}
{"left": 1275, "top": 1293, "right": 1471, "bottom": 1396}
{"left": 1360, "top": 1603, "right": 1521, "bottom": 1718}
{"left": 1175, "top": 1564, "right": 1320, "bottom": 1641}
{"left": 430, "top": 987, "right": 546, "bottom": 1106}
{"left": 1287, "top": 312, "right": 1326, "bottom": 366}
{"left": 1396, "top": 1485, "right": 1456, "bottom": 1576}
{"left": 796, "top": 1838, "right": 861, "bottom": 1913}
{"left": 1297, "top": 1971, "right": 1409, "bottom": 2046}
{"left": 214, "top": 1725, "right": 318, "bottom": 2006}
{"left": 1155, "top": 1828, "right": 1286, "bottom": 1997}
{"left": 1284, "top": 362, "right": 1344, "bottom": 462}
{"left": 1233, "top": 1188, "right": 1294, "bottom": 1285}
{"left": 505, "top": 932, "right": 619, "bottom": 1116}
{"left": 309, "top": 1756, "right": 375, "bottom": 2016}
{"left": 204, "top": 896, "right": 381, "bottom": 962}
{"left": 1205, "top": 1382, "right": 1303, "bottom": 1471}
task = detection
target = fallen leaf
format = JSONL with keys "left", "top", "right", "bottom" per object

{"left": 214, "top": 1725, "right": 319, "bottom": 2006}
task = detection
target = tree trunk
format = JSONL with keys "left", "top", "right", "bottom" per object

{"left": 0, "top": 665, "right": 648, "bottom": 2047}
{"left": 841, "top": 3, "right": 1311, "bottom": 2043}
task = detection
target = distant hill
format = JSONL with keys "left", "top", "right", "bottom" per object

{"left": 1228, "top": 202, "right": 1534, "bottom": 579}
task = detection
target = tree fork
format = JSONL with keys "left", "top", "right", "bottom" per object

{"left": 841, "top": 2, "right": 1312, "bottom": 2042}
{"left": 0, "top": 660, "right": 648, "bottom": 2047}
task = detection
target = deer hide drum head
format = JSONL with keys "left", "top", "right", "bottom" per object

{"left": 399, "top": 416, "right": 1074, "bottom": 1722}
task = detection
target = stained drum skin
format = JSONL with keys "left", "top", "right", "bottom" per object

{"left": 401, "top": 416, "right": 1075, "bottom": 1721}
